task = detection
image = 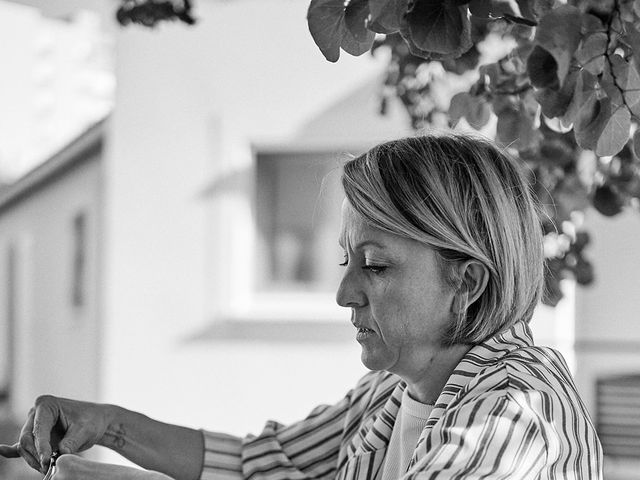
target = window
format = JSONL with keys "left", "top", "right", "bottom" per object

{"left": 71, "top": 212, "right": 87, "bottom": 307}
{"left": 0, "top": 244, "right": 16, "bottom": 403}
{"left": 255, "top": 151, "right": 344, "bottom": 294}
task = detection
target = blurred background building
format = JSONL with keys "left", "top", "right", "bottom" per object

{"left": 0, "top": 0, "right": 639, "bottom": 478}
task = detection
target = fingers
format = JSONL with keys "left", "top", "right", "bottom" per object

{"left": 33, "top": 396, "right": 58, "bottom": 467}
{"left": 18, "top": 408, "right": 44, "bottom": 472}
{"left": 58, "top": 423, "right": 89, "bottom": 455}
{"left": 0, "top": 442, "right": 21, "bottom": 458}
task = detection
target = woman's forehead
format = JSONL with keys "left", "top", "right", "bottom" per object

{"left": 339, "top": 201, "right": 376, "bottom": 246}
{"left": 338, "top": 200, "right": 435, "bottom": 259}
{"left": 339, "top": 202, "right": 405, "bottom": 253}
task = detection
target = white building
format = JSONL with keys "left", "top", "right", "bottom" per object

{"left": 1, "top": 0, "right": 640, "bottom": 476}
{"left": 0, "top": 0, "right": 414, "bottom": 445}
{"left": 0, "top": 0, "right": 113, "bottom": 180}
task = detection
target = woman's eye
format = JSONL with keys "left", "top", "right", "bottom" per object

{"left": 363, "top": 265, "right": 387, "bottom": 274}
{"left": 339, "top": 254, "right": 348, "bottom": 267}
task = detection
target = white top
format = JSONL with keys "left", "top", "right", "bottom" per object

{"left": 380, "top": 388, "right": 434, "bottom": 480}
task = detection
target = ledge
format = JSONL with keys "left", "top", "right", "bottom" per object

{"left": 183, "top": 319, "right": 354, "bottom": 344}
{"left": 574, "top": 339, "right": 640, "bottom": 353}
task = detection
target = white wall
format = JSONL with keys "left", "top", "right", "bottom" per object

{"left": 0, "top": 0, "right": 113, "bottom": 180}
{"left": 0, "top": 155, "right": 103, "bottom": 418}
{"left": 102, "top": 0, "right": 395, "bottom": 453}
{"left": 574, "top": 209, "right": 640, "bottom": 415}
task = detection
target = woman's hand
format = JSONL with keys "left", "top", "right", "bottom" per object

{"left": 0, "top": 395, "right": 112, "bottom": 473}
{"left": 52, "top": 454, "right": 174, "bottom": 480}
{"left": 1, "top": 395, "right": 205, "bottom": 480}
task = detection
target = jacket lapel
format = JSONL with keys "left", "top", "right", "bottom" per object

{"left": 338, "top": 381, "right": 406, "bottom": 480}
{"left": 408, "top": 321, "right": 535, "bottom": 468}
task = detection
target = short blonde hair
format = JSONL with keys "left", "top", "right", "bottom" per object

{"left": 341, "top": 133, "right": 544, "bottom": 345}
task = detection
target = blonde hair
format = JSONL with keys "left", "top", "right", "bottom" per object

{"left": 341, "top": 133, "right": 544, "bottom": 345}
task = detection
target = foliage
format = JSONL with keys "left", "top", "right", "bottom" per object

{"left": 116, "top": 0, "right": 195, "bottom": 27}
{"left": 307, "top": 0, "right": 640, "bottom": 305}
{"left": 115, "top": 0, "right": 640, "bottom": 305}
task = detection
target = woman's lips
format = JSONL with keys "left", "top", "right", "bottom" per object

{"left": 356, "top": 327, "right": 374, "bottom": 341}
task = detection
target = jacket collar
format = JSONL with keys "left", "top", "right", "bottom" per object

{"left": 338, "top": 321, "right": 535, "bottom": 480}
{"left": 425, "top": 319, "right": 534, "bottom": 429}
{"left": 359, "top": 321, "right": 534, "bottom": 453}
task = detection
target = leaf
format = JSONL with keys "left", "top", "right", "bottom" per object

{"left": 554, "top": 174, "right": 590, "bottom": 215}
{"left": 496, "top": 108, "right": 521, "bottom": 145}
{"left": 593, "top": 184, "right": 625, "bottom": 216}
{"left": 610, "top": 54, "right": 640, "bottom": 115}
{"left": 369, "top": 0, "right": 408, "bottom": 34}
{"left": 342, "top": 0, "right": 376, "bottom": 55}
{"left": 448, "top": 92, "right": 491, "bottom": 129}
{"left": 307, "top": 0, "right": 375, "bottom": 61}
{"left": 527, "top": 45, "right": 559, "bottom": 89}
{"left": 496, "top": 107, "right": 541, "bottom": 150}
{"left": 573, "top": 231, "right": 590, "bottom": 253}
{"left": 516, "top": 0, "right": 536, "bottom": 21}
{"left": 633, "top": 129, "right": 640, "bottom": 159}
{"left": 502, "top": 13, "right": 537, "bottom": 26}
{"left": 543, "top": 258, "right": 564, "bottom": 307}
{"left": 307, "top": 0, "right": 347, "bottom": 62}
{"left": 441, "top": 44, "right": 481, "bottom": 74}
{"left": 595, "top": 106, "right": 631, "bottom": 156}
{"left": 562, "top": 69, "right": 599, "bottom": 128}
{"left": 488, "top": 0, "right": 517, "bottom": 16}
{"left": 535, "top": 70, "right": 577, "bottom": 118}
{"left": 581, "top": 13, "right": 604, "bottom": 35}
{"left": 400, "top": 0, "right": 472, "bottom": 58}
{"left": 449, "top": 92, "right": 471, "bottom": 124}
{"left": 466, "top": 95, "right": 492, "bottom": 128}
{"left": 573, "top": 256, "right": 594, "bottom": 285}
{"left": 531, "top": 0, "right": 554, "bottom": 18}
{"left": 624, "top": 23, "right": 640, "bottom": 72}
{"left": 534, "top": 5, "right": 582, "bottom": 85}
{"left": 574, "top": 96, "right": 611, "bottom": 151}
{"left": 539, "top": 138, "right": 575, "bottom": 167}
{"left": 575, "top": 32, "right": 607, "bottom": 75}
{"left": 619, "top": 0, "right": 636, "bottom": 22}
{"left": 543, "top": 115, "right": 573, "bottom": 133}
{"left": 601, "top": 58, "right": 625, "bottom": 107}
{"left": 469, "top": 0, "right": 490, "bottom": 18}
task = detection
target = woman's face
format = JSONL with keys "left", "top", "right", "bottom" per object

{"left": 337, "top": 200, "right": 457, "bottom": 381}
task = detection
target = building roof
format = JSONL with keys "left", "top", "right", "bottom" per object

{"left": 0, "top": 118, "right": 106, "bottom": 214}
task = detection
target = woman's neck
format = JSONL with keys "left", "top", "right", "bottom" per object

{"left": 402, "top": 343, "right": 472, "bottom": 405}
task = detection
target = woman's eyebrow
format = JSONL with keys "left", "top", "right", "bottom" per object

{"left": 339, "top": 239, "right": 387, "bottom": 250}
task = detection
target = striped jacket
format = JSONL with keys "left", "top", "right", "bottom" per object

{"left": 200, "top": 321, "right": 603, "bottom": 479}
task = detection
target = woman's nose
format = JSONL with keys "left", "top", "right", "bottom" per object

{"left": 336, "top": 269, "right": 366, "bottom": 308}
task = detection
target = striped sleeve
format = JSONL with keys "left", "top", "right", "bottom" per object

{"left": 239, "top": 398, "right": 351, "bottom": 480}
{"left": 199, "top": 390, "right": 356, "bottom": 480}
{"left": 410, "top": 390, "right": 548, "bottom": 480}
{"left": 200, "top": 430, "right": 243, "bottom": 480}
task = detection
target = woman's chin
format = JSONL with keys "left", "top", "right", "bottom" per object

{"left": 360, "top": 348, "right": 394, "bottom": 372}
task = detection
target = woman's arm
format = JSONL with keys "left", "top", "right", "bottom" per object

{"left": 0, "top": 395, "right": 209, "bottom": 480}
{"left": 51, "top": 454, "right": 175, "bottom": 480}
{"left": 98, "top": 404, "right": 205, "bottom": 480}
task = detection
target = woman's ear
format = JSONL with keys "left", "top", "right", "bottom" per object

{"left": 451, "top": 260, "right": 489, "bottom": 314}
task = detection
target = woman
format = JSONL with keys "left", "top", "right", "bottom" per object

{"left": 0, "top": 133, "right": 602, "bottom": 479}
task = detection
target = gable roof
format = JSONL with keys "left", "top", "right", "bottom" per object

{"left": 0, "top": 118, "right": 106, "bottom": 214}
